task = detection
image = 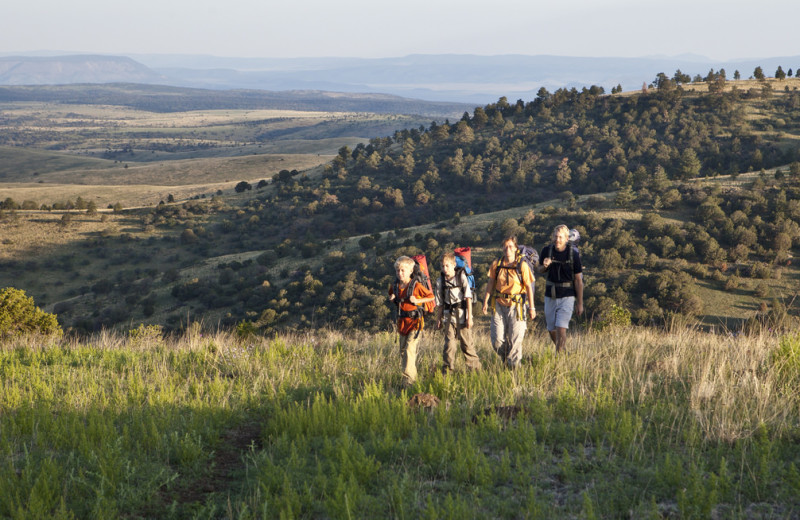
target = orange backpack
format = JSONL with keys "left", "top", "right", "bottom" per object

{"left": 409, "top": 254, "right": 436, "bottom": 314}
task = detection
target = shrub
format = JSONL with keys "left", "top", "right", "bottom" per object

{"left": 593, "top": 303, "right": 632, "bottom": 331}
{"left": 235, "top": 181, "right": 252, "bottom": 193}
{"left": 0, "top": 287, "right": 63, "bottom": 337}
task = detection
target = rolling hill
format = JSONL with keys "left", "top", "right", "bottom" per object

{"left": 1, "top": 75, "right": 800, "bottom": 335}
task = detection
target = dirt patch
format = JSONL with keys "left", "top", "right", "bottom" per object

{"left": 166, "top": 419, "right": 264, "bottom": 505}
{"left": 473, "top": 405, "right": 524, "bottom": 424}
{"left": 407, "top": 393, "right": 441, "bottom": 411}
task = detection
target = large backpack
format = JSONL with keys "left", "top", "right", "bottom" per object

{"left": 406, "top": 254, "right": 435, "bottom": 315}
{"left": 454, "top": 247, "right": 476, "bottom": 291}
{"left": 517, "top": 245, "right": 539, "bottom": 284}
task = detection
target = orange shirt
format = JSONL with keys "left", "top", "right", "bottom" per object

{"left": 488, "top": 257, "right": 533, "bottom": 307}
{"left": 389, "top": 280, "right": 433, "bottom": 336}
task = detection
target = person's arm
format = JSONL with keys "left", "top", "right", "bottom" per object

{"left": 465, "top": 297, "right": 473, "bottom": 328}
{"left": 434, "top": 279, "right": 444, "bottom": 327}
{"left": 525, "top": 264, "right": 536, "bottom": 319}
{"left": 537, "top": 246, "right": 550, "bottom": 274}
{"left": 482, "top": 262, "right": 496, "bottom": 315}
{"left": 574, "top": 273, "right": 584, "bottom": 316}
{"left": 409, "top": 284, "right": 435, "bottom": 306}
{"left": 409, "top": 293, "right": 435, "bottom": 305}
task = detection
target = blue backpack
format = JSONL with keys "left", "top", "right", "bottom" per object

{"left": 454, "top": 247, "right": 476, "bottom": 291}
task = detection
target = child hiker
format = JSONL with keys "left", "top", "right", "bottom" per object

{"left": 435, "top": 252, "right": 481, "bottom": 374}
{"left": 482, "top": 236, "right": 536, "bottom": 368}
{"left": 389, "top": 256, "right": 435, "bottom": 387}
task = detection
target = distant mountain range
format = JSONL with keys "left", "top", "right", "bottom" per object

{"left": 2, "top": 52, "right": 800, "bottom": 104}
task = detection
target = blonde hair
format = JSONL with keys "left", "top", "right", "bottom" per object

{"left": 552, "top": 224, "right": 569, "bottom": 241}
{"left": 441, "top": 252, "right": 456, "bottom": 267}
{"left": 394, "top": 256, "right": 415, "bottom": 270}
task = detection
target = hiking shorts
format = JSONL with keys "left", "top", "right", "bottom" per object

{"left": 544, "top": 296, "right": 575, "bottom": 331}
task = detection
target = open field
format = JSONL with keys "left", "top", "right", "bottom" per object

{"left": 0, "top": 102, "right": 412, "bottom": 212}
{"left": 0, "top": 101, "right": 431, "bottom": 209}
{"left": 1, "top": 326, "right": 799, "bottom": 518}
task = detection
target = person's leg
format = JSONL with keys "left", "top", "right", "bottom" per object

{"left": 554, "top": 327, "right": 568, "bottom": 352}
{"left": 505, "top": 309, "right": 526, "bottom": 368}
{"left": 553, "top": 297, "right": 575, "bottom": 353}
{"left": 400, "top": 333, "right": 420, "bottom": 386}
{"left": 442, "top": 320, "right": 457, "bottom": 373}
{"left": 459, "top": 325, "right": 481, "bottom": 370}
{"left": 544, "top": 296, "right": 559, "bottom": 349}
{"left": 490, "top": 308, "right": 508, "bottom": 362}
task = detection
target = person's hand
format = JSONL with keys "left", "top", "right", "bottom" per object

{"left": 436, "top": 319, "right": 443, "bottom": 330}
{"left": 576, "top": 301, "right": 584, "bottom": 316}
{"left": 389, "top": 294, "right": 395, "bottom": 302}
{"left": 409, "top": 295, "right": 418, "bottom": 305}
{"left": 466, "top": 315, "right": 473, "bottom": 329}
{"left": 528, "top": 307, "right": 536, "bottom": 320}
{"left": 542, "top": 257, "right": 552, "bottom": 269}
{"left": 482, "top": 301, "right": 489, "bottom": 315}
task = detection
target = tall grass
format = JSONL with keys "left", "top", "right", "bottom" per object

{"left": 1, "top": 324, "right": 799, "bottom": 518}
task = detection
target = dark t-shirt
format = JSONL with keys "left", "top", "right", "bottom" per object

{"left": 541, "top": 244, "right": 582, "bottom": 298}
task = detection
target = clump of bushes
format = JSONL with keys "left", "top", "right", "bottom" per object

{"left": 0, "top": 287, "right": 63, "bottom": 337}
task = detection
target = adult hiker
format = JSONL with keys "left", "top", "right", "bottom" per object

{"left": 482, "top": 235, "right": 536, "bottom": 368}
{"left": 537, "top": 224, "right": 584, "bottom": 353}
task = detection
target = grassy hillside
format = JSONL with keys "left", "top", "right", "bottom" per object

{"left": 2, "top": 326, "right": 799, "bottom": 518}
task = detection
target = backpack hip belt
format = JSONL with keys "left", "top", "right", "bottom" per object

{"left": 493, "top": 290, "right": 527, "bottom": 320}
{"left": 443, "top": 300, "right": 467, "bottom": 313}
{"left": 494, "top": 290, "right": 524, "bottom": 303}
{"left": 546, "top": 281, "right": 573, "bottom": 299}
{"left": 398, "top": 308, "right": 422, "bottom": 319}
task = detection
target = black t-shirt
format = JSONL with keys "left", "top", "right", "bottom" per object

{"left": 541, "top": 244, "right": 582, "bottom": 298}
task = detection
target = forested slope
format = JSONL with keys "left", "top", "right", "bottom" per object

{"left": 4, "top": 77, "right": 800, "bottom": 334}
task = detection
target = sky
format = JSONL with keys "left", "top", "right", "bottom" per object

{"left": 2, "top": 0, "right": 799, "bottom": 61}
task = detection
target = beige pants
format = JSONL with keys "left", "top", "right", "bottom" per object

{"left": 490, "top": 303, "right": 527, "bottom": 368}
{"left": 399, "top": 332, "right": 422, "bottom": 386}
{"left": 442, "top": 320, "right": 481, "bottom": 372}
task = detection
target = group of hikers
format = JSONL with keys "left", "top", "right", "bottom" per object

{"left": 389, "top": 224, "right": 584, "bottom": 387}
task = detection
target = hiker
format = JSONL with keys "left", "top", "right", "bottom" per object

{"left": 482, "top": 236, "right": 536, "bottom": 368}
{"left": 435, "top": 252, "right": 481, "bottom": 373}
{"left": 389, "top": 255, "right": 435, "bottom": 387}
{"left": 537, "top": 224, "right": 584, "bottom": 353}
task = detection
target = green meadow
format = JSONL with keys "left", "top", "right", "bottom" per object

{"left": 2, "top": 324, "right": 799, "bottom": 519}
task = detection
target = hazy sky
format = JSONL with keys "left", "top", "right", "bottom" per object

{"left": 2, "top": 0, "right": 798, "bottom": 60}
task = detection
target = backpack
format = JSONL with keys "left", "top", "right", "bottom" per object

{"left": 405, "top": 254, "right": 435, "bottom": 315}
{"left": 517, "top": 245, "right": 539, "bottom": 284}
{"left": 454, "top": 247, "right": 476, "bottom": 291}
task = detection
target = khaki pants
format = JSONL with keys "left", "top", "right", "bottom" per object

{"left": 442, "top": 320, "right": 481, "bottom": 372}
{"left": 490, "top": 303, "right": 527, "bottom": 368}
{"left": 399, "top": 332, "right": 422, "bottom": 386}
